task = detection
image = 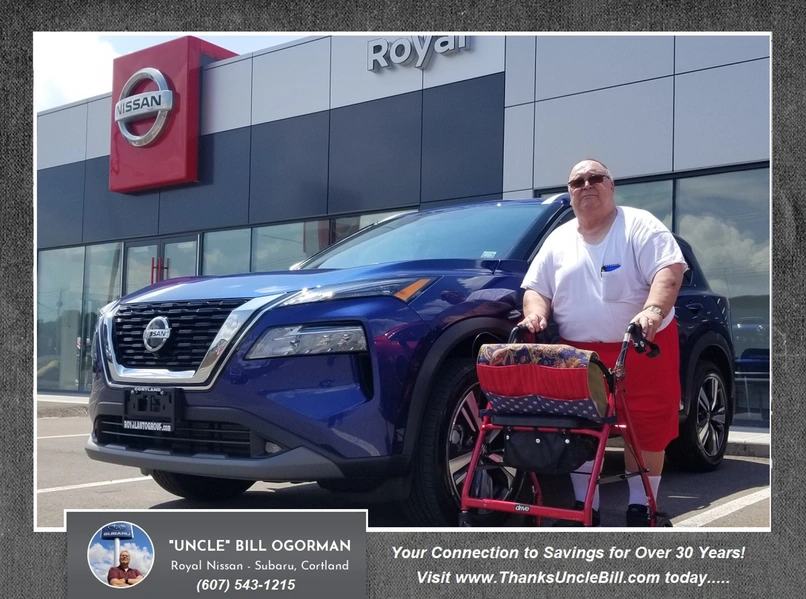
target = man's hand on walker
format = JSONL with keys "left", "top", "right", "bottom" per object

{"left": 631, "top": 309, "right": 663, "bottom": 342}
{"left": 519, "top": 313, "right": 548, "bottom": 333}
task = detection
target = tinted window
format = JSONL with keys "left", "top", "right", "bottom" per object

{"left": 80, "top": 243, "right": 122, "bottom": 389}
{"left": 37, "top": 246, "right": 85, "bottom": 391}
{"left": 676, "top": 168, "right": 770, "bottom": 424}
{"left": 303, "top": 203, "right": 550, "bottom": 269}
{"left": 676, "top": 169, "right": 769, "bottom": 307}
{"left": 203, "top": 229, "right": 251, "bottom": 275}
{"left": 252, "top": 220, "right": 330, "bottom": 272}
{"left": 616, "top": 180, "right": 673, "bottom": 229}
{"left": 331, "top": 209, "right": 415, "bottom": 244}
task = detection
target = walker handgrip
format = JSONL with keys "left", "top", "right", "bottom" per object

{"left": 509, "top": 325, "right": 528, "bottom": 344}
{"left": 627, "top": 323, "right": 661, "bottom": 358}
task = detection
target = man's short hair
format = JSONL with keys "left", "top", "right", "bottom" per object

{"left": 571, "top": 158, "right": 613, "bottom": 181}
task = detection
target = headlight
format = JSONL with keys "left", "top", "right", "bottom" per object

{"left": 93, "top": 300, "right": 119, "bottom": 364}
{"left": 277, "top": 277, "right": 436, "bottom": 307}
{"left": 245, "top": 325, "right": 368, "bottom": 359}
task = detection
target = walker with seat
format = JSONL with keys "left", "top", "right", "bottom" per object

{"left": 459, "top": 322, "right": 673, "bottom": 527}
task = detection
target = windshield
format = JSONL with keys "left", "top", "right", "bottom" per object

{"left": 301, "top": 202, "right": 549, "bottom": 269}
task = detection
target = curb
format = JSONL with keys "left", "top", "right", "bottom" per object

{"left": 725, "top": 440, "right": 769, "bottom": 459}
{"left": 607, "top": 436, "right": 769, "bottom": 460}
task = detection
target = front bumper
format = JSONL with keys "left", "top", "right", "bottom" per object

{"left": 86, "top": 297, "right": 427, "bottom": 481}
{"left": 85, "top": 436, "right": 343, "bottom": 481}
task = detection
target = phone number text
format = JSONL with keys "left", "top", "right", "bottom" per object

{"left": 196, "top": 579, "right": 297, "bottom": 593}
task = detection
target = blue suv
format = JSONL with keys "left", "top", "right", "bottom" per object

{"left": 86, "top": 195, "right": 735, "bottom": 526}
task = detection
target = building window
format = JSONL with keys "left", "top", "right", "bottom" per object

{"left": 78, "top": 243, "right": 123, "bottom": 389}
{"left": 615, "top": 180, "right": 673, "bottom": 230}
{"left": 675, "top": 167, "right": 770, "bottom": 423}
{"left": 251, "top": 220, "right": 330, "bottom": 272}
{"left": 203, "top": 229, "right": 251, "bottom": 275}
{"left": 37, "top": 246, "right": 86, "bottom": 392}
{"left": 331, "top": 209, "right": 415, "bottom": 245}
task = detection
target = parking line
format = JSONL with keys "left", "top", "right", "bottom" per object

{"left": 37, "top": 433, "right": 89, "bottom": 440}
{"left": 37, "top": 476, "right": 152, "bottom": 494}
{"left": 674, "top": 488, "right": 771, "bottom": 527}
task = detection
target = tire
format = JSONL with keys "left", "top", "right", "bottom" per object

{"left": 151, "top": 470, "right": 255, "bottom": 501}
{"left": 403, "top": 358, "right": 523, "bottom": 527}
{"left": 666, "top": 360, "right": 730, "bottom": 472}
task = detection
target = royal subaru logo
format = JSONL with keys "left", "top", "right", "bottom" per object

{"left": 143, "top": 316, "right": 171, "bottom": 353}
{"left": 115, "top": 67, "right": 174, "bottom": 147}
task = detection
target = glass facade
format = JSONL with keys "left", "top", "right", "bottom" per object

{"left": 616, "top": 180, "right": 673, "bottom": 229}
{"left": 79, "top": 243, "right": 123, "bottom": 388}
{"left": 124, "top": 244, "right": 156, "bottom": 295}
{"left": 202, "top": 229, "right": 251, "bottom": 275}
{"left": 36, "top": 177, "right": 770, "bottom": 426}
{"left": 252, "top": 221, "right": 328, "bottom": 272}
{"left": 331, "top": 209, "right": 414, "bottom": 244}
{"left": 37, "top": 246, "right": 85, "bottom": 391}
{"left": 676, "top": 168, "right": 770, "bottom": 424}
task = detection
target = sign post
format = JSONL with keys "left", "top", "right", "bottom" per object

{"left": 100, "top": 522, "right": 135, "bottom": 564}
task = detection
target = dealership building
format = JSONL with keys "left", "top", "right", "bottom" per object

{"left": 36, "top": 34, "right": 770, "bottom": 426}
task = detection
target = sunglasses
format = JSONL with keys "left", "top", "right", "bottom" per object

{"left": 568, "top": 173, "right": 609, "bottom": 189}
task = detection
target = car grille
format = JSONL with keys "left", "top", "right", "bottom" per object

{"left": 96, "top": 416, "right": 260, "bottom": 458}
{"left": 111, "top": 299, "right": 250, "bottom": 371}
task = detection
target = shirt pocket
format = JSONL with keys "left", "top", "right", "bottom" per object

{"left": 601, "top": 267, "right": 630, "bottom": 302}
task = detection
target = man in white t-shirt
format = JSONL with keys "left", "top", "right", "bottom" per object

{"left": 520, "top": 158, "right": 687, "bottom": 526}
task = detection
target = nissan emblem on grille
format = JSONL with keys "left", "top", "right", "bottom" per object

{"left": 143, "top": 316, "right": 171, "bottom": 352}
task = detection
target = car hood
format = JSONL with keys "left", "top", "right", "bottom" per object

{"left": 119, "top": 259, "right": 503, "bottom": 303}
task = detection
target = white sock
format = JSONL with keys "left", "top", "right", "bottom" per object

{"left": 570, "top": 460, "right": 599, "bottom": 510}
{"left": 627, "top": 472, "right": 647, "bottom": 505}
{"left": 649, "top": 475, "right": 661, "bottom": 504}
{"left": 627, "top": 473, "right": 662, "bottom": 506}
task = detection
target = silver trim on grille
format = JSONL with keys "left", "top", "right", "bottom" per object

{"left": 102, "top": 293, "right": 285, "bottom": 389}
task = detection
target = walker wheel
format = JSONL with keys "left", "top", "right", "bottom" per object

{"left": 654, "top": 513, "right": 673, "bottom": 527}
{"left": 458, "top": 512, "right": 474, "bottom": 527}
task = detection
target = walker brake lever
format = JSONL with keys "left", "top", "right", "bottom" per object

{"left": 628, "top": 323, "right": 661, "bottom": 358}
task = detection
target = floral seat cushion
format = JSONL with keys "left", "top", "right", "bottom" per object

{"left": 476, "top": 343, "right": 609, "bottom": 421}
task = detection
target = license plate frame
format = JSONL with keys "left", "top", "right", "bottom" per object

{"left": 123, "top": 387, "right": 178, "bottom": 433}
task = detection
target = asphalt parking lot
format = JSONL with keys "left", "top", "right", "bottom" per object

{"left": 36, "top": 400, "right": 771, "bottom": 530}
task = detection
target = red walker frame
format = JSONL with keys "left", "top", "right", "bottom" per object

{"left": 459, "top": 323, "right": 671, "bottom": 527}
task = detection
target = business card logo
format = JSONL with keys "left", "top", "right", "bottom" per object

{"left": 115, "top": 68, "right": 174, "bottom": 147}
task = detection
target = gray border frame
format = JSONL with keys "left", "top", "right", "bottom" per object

{"left": 6, "top": 5, "right": 795, "bottom": 599}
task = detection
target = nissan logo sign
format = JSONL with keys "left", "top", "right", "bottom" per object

{"left": 115, "top": 67, "right": 174, "bottom": 147}
{"left": 143, "top": 316, "right": 171, "bottom": 353}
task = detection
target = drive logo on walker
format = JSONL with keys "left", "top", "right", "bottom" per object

{"left": 109, "top": 36, "right": 237, "bottom": 193}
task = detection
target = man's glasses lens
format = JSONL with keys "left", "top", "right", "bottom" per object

{"left": 569, "top": 174, "right": 607, "bottom": 189}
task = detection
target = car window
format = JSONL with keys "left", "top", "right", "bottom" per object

{"left": 301, "top": 203, "right": 551, "bottom": 269}
{"left": 526, "top": 208, "right": 576, "bottom": 262}
{"left": 682, "top": 258, "right": 694, "bottom": 287}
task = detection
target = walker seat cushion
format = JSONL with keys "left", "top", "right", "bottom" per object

{"left": 476, "top": 343, "right": 608, "bottom": 421}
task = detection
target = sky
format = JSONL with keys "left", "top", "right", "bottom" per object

{"left": 33, "top": 33, "right": 306, "bottom": 113}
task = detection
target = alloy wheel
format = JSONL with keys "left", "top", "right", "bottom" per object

{"left": 696, "top": 373, "right": 728, "bottom": 457}
{"left": 444, "top": 382, "right": 518, "bottom": 511}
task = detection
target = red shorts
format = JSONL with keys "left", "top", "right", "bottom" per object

{"left": 562, "top": 320, "right": 680, "bottom": 452}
